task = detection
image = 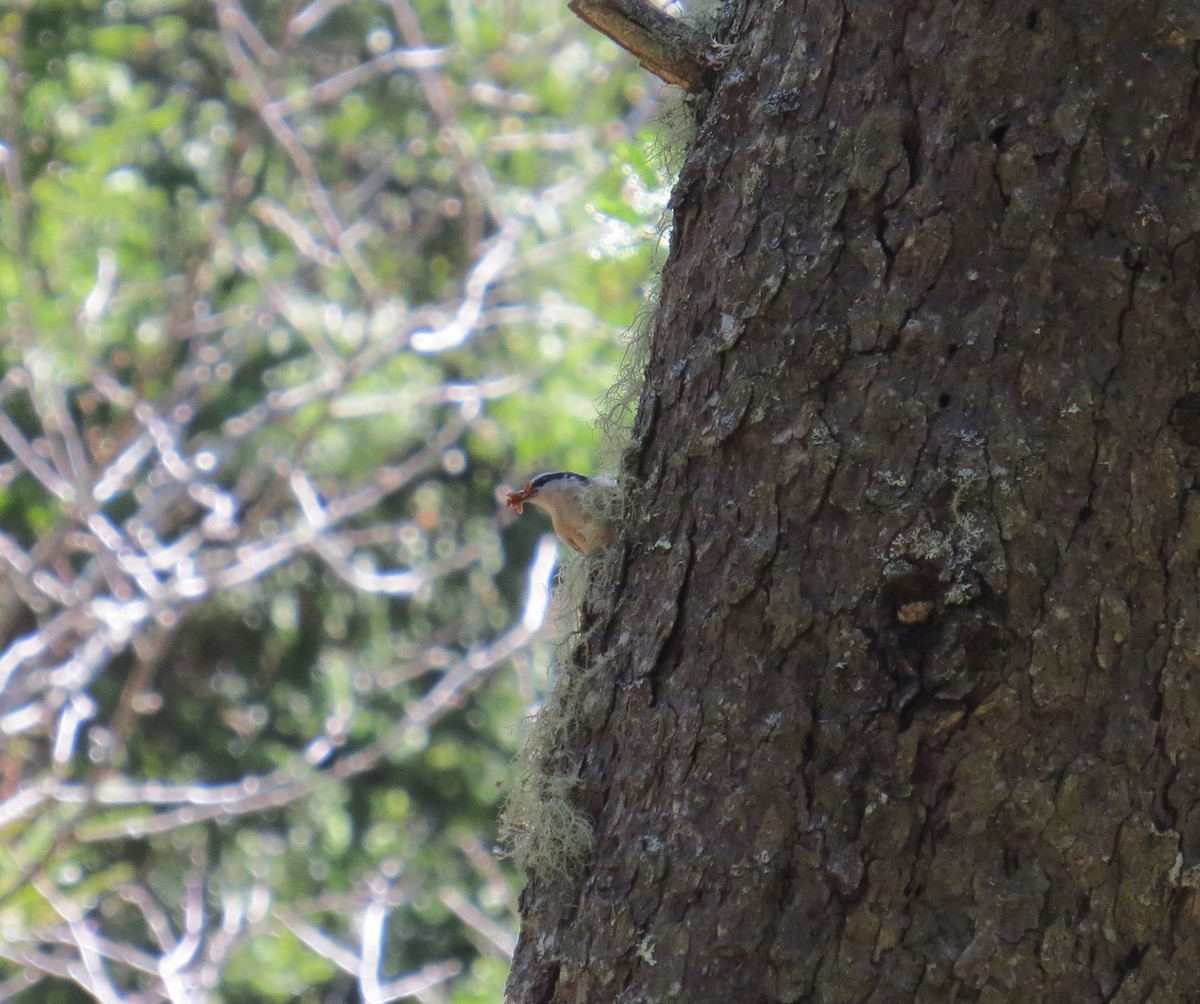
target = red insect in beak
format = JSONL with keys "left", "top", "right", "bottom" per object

{"left": 504, "top": 482, "right": 534, "bottom": 514}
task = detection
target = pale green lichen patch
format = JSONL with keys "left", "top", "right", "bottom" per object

{"left": 500, "top": 300, "right": 650, "bottom": 880}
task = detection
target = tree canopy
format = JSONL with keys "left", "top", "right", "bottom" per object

{"left": 0, "top": 0, "right": 665, "bottom": 999}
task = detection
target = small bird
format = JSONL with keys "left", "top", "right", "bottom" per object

{"left": 505, "top": 471, "right": 617, "bottom": 555}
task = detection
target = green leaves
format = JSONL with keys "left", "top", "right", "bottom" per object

{"left": 0, "top": 0, "right": 665, "bottom": 997}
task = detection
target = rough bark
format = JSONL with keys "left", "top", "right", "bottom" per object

{"left": 509, "top": 1, "right": 1200, "bottom": 1001}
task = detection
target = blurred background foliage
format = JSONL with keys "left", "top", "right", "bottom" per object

{"left": 0, "top": 0, "right": 669, "bottom": 999}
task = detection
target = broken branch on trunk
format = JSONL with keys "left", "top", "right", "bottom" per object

{"left": 568, "top": 0, "right": 716, "bottom": 92}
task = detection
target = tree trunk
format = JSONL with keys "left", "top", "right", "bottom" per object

{"left": 508, "top": 1, "right": 1200, "bottom": 1000}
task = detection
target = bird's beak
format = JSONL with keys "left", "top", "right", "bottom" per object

{"left": 504, "top": 481, "right": 535, "bottom": 514}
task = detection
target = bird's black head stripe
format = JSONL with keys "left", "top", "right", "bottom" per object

{"left": 529, "top": 471, "right": 589, "bottom": 490}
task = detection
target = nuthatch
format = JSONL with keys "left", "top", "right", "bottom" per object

{"left": 505, "top": 471, "right": 617, "bottom": 555}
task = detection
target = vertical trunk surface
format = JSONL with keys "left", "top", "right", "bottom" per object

{"left": 510, "top": 1, "right": 1200, "bottom": 1000}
